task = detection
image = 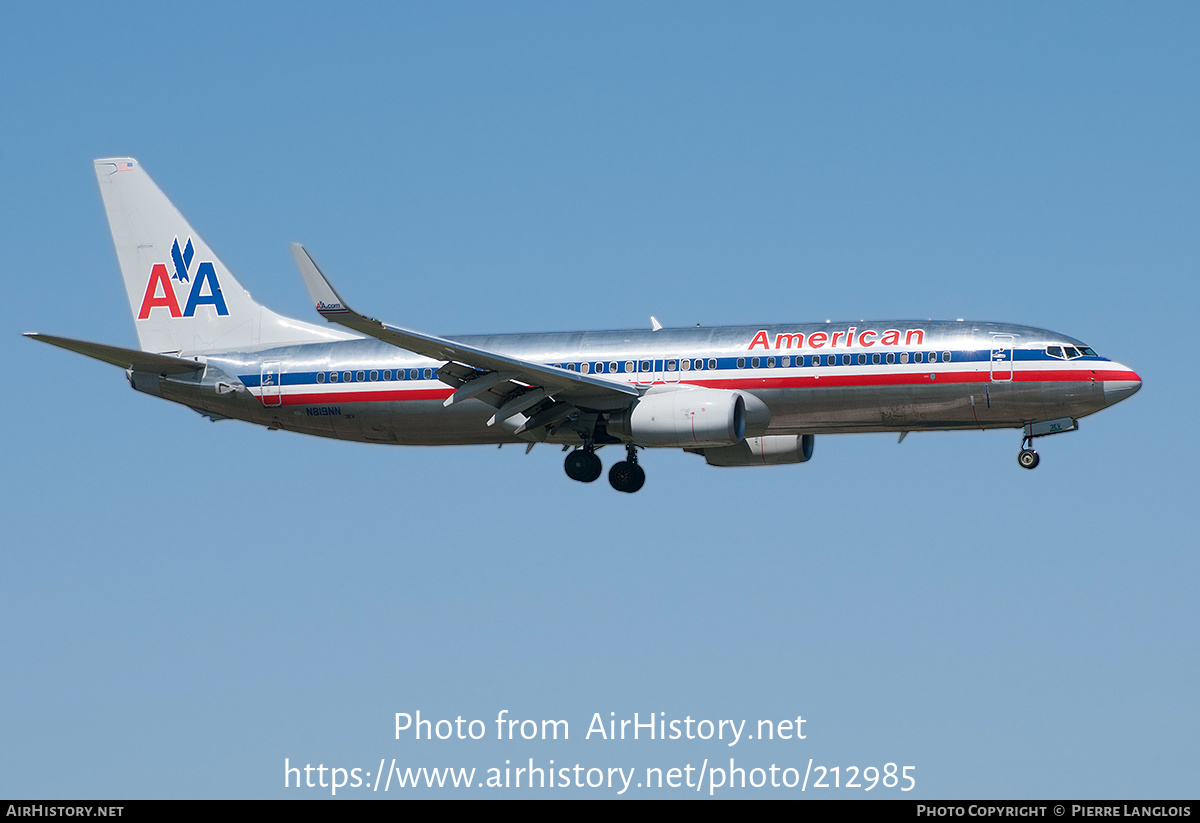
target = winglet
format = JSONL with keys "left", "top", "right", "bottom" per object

{"left": 291, "top": 244, "right": 353, "bottom": 320}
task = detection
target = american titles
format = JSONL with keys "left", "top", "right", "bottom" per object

{"left": 748, "top": 327, "right": 925, "bottom": 351}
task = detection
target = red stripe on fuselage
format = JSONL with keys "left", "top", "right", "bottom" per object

{"left": 258, "top": 366, "right": 1139, "bottom": 405}
{"left": 280, "top": 388, "right": 455, "bottom": 405}
{"left": 676, "top": 367, "right": 1137, "bottom": 391}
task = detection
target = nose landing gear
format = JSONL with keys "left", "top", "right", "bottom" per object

{"left": 1016, "top": 417, "right": 1078, "bottom": 470}
{"left": 1018, "top": 447, "right": 1040, "bottom": 469}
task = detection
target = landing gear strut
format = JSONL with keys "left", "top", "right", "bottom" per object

{"left": 608, "top": 444, "right": 646, "bottom": 493}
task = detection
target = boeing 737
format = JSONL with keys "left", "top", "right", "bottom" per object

{"left": 26, "top": 158, "right": 1141, "bottom": 492}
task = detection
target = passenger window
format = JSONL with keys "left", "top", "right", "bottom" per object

{"left": 872, "top": 353, "right": 881, "bottom": 365}
{"left": 766, "top": 357, "right": 775, "bottom": 368}
{"left": 370, "top": 370, "right": 378, "bottom": 381}
{"left": 942, "top": 352, "right": 951, "bottom": 362}
{"left": 343, "top": 372, "right": 352, "bottom": 382}
{"left": 680, "top": 360, "right": 690, "bottom": 370}
{"left": 383, "top": 370, "right": 391, "bottom": 380}
{"left": 886, "top": 353, "right": 895, "bottom": 364}
{"left": 609, "top": 362, "right": 618, "bottom": 373}
{"left": 708, "top": 359, "right": 717, "bottom": 370}
{"left": 357, "top": 371, "right": 365, "bottom": 382}
{"left": 330, "top": 372, "right": 339, "bottom": 382}
{"left": 751, "top": 357, "right": 760, "bottom": 368}
{"left": 693, "top": 359, "right": 703, "bottom": 370}
{"left": 625, "top": 361, "right": 634, "bottom": 374}
{"left": 423, "top": 368, "right": 433, "bottom": 379}
{"left": 826, "top": 355, "right": 835, "bottom": 366}
{"left": 841, "top": 355, "right": 850, "bottom": 365}
{"left": 900, "top": 352, "right": 909, "bottom": 364}
{"left": 737, "top": 358, "right": 746, "bottom": 369}
{"left": 316, "top": 372, "right": 325, "bottom": 384}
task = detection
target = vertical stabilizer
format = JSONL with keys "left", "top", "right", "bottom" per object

{"left": 94, "top": 158, "right": 357, "bottom": 354}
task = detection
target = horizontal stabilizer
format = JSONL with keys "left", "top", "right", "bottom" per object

{"left": 25, "top": 333, "right": 205, "bottom": 374}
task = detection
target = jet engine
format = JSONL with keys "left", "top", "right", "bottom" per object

{"left": 607, "top": 388, "right": 760, "bottom": 447}
{"left": 691, "top": 434, "right": 815, "bottom": 466}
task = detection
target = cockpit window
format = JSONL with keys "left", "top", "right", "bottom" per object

{"left": 1047, "top": 345, "right": 1100, "bottom": 359}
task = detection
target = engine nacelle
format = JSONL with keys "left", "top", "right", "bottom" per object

{"left": 607, "top": 388, "right": 753, "bottom": 447}
{"left": 692, "top": 434, "right": 815, "bottom": 467}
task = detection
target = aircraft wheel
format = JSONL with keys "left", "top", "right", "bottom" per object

{"left": 1018, "top": 449, "right": 1040, "bottom": 470}
{"left": 609, "top": 461, "right": 646, "bottom": 493}
{"left": 582, "top": 452, "right": 602, "bottom": 482}
{"left": 565, "top": 450, "right": 602, "bottom": 483}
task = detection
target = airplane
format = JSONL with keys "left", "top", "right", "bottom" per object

{"left": 26, "top": 158, "right": 1142, "bottom": 493}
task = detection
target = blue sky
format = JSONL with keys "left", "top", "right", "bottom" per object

{"left": 2, "top": 2, "right": 1196, "bottom": 798}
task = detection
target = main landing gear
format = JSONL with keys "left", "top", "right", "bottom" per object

{"left": 563, "top": 443, "right": 646, "bottom": 492}
{"left": 608, "top": 444, "right": 645, "bottom": 494}
{"left": 564, "top": 447, "right": 602, "bottom": 483}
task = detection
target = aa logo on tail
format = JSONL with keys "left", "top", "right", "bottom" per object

{"left": 138, "top": 237, "right": 230, "bottom": 319}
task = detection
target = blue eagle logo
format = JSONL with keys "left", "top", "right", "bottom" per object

{"left": 170, "top": 237, "right": 194, "bottom": 283}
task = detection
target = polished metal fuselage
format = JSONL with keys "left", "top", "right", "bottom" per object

{"left": 142, "top": 320, "right": 1139, "bottom": 446}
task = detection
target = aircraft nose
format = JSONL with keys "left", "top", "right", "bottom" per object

{"left": 1103, "top": 367, "right": 1141, "bottom": 406}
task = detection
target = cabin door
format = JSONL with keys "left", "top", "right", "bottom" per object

{"left": 990, "top": 335, "right": 1014, "bottom": 383}
{"left": 260, "top": 361, "right": 282, "bottom": 406}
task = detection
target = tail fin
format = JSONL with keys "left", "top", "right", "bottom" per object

{"left": 94, "top": 158, "right": 356, "bottom": 355}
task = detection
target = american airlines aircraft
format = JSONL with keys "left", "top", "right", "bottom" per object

{"left": 27, "top": 158, "right": 1141, "bottom": 492}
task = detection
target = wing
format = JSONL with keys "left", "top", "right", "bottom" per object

{"left": 291, "top": 245, "right": 637, "bottom": 431}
